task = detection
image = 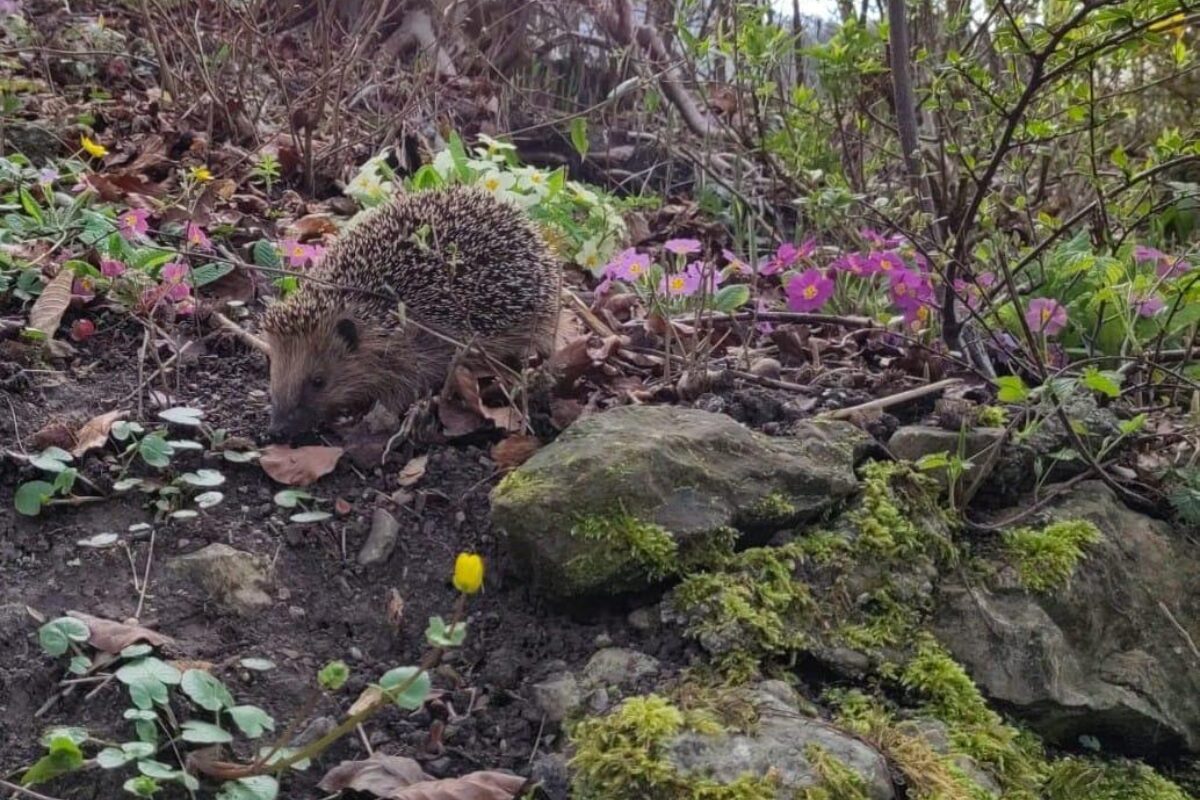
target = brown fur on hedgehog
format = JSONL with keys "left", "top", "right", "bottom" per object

{"left": 260, "top": 186, "right": 561, "bottom": 437}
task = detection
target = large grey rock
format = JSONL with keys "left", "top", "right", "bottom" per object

{"left": 169, "top": 543, "right": 272, "bottom": 616}
{"left": 933, "top": 482, "right": 1200, "bottom": 755}
{"left": 665, "top": 682, "right": 894, "bottom": 799}
{"left": 490, "top": 406, "right": 864, "bottom": 598}
{"left": 887, "top": 425, "right": 1004, "bottom": 493}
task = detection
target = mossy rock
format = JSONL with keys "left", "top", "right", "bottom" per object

{"left": 490, "top": 406, "right": 865, "bottom": 599}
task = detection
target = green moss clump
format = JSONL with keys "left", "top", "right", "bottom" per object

{"left": 851, "top": 461, "right": 952, "bottom": 560}
{"left": 569, "top": 695, "right": 778, "bottom": 800}
{"left": 901, "top": 638, "right": 996, "bottom": 726}
{"left": 835, "top": 590, "right": 921, "bottom": 654}
{"left": 1045, "top": 758, "right": 1192, "bottom": 800}
{"left": 567, "top": 510, "right": 679, "bottom": 584}
{"left": 492, "top": 470, "right": 547, "bottom": 504}
{"left": 976, "top": 405, "right": 1008, "bottom": 428}
{"left": 744, "top": 491, "right": 799, "bottom": 526}
{"left": 671, "top": 543, "right": 813, "bottom": 679}
{"left": 798, "top": 744, "right": 872, "bottom": 800}
{"left": 1002, "top": 519, "right": 1100, "bottom": 593}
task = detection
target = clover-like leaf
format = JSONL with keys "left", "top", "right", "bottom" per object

{"left": 39, "top": 617, "right": 90, "bottom": 656}
{"left": 378, "top": 667, "right": 431, "bottom": 711}
{"left": 181, "top": 669, "right": 235, "bottom": 712}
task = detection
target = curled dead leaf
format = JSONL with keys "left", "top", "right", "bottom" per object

{"left": 347, "top": 685, "right": 385, "bottom": 716}
{"left": 28, "top": 269, "right": 73, "bottom": 340}
{"left": 259, "top": 444, "right": 344, "bottom": 486}
{"left": 397, "top": 455, "right": 428, "bottom": 487}
{"left": 66, "top": 611, "right": 172, "bottom": 655}
{"left": 386, "top": 588, "right": 405, "bottom": 632}
{"left": 490, "top": 435, "right": 541, "bottom": 470}
{"left": 72, "top": 409, "right": 126, "bottom": 457}
{"left": 318, "top": 753, "right": 527, "bottom": 800}
{"left": 289, "top": 214, "right": 339, "bottom": 240}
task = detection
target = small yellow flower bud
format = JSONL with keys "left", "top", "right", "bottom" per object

{"left": 80, "top": 135, "right": 108, "bottom": 158}
{"left": 453, "top": 553, "right": 484, "bottom": 595}
{"left": 189, "top": 165, "right": 214, "bottom": 182}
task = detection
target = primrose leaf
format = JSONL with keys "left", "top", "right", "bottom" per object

{"left": 38, "top": 617, "right": 91, "bottom": 656}
{"left": 712, "top": 283, "right": 751, "bottom": 312}
{"left": 178, "top": 469, "right": 225, "bottom": 487}
{"left": 181, "top": 668, "right": 235, "bottom": 712}
{"left": 20, "top": 735, "right": 83, "bottom": 786}
{"left": 378, "top": 666, "right": 431, "bottom": 710}
{"left": 181, "top": 720, "right": 234, "bottom": 744}
{"left": 425, "top": 615, "right": 467, "bottom": 648}
{"left": 995, "top": 375, "right": 1030, "bottom": 403}
{"left": 228, "top": 705, "right": 275, "bottom": 738}
{"left": 116, "top": 657, "right": 182, "bottom": 710}
{"left": 195, "top": 491, "right": 224, "bottom": 508}
{"left": 15, "top": 480, "right": 55, "bottom": 516}
{"left": 217, "top": 775, "right": 279, "bottom": 800}
{"left": 158, "top": 407, "right": 204, "bottom": 427}
{"left": 138, "top": 435, "right": 174, "bottom": 469}
{"left": 38, "top": 727, "right": 89, "bottom": 747}
{"left": 30, "top": 446, "right": 73, "bottom": 472}
{"left": 1082, "top": 367, "right": 1122, "bottom": 398}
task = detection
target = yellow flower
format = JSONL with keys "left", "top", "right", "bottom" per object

{"left": 80, "top": 135, "right": 108, "bottom": 158}
{"left": 453, "top": 553, "right": 484, "bottom": 595}
{"left": 189, "top": 165, "right": 213, "bottom": 182}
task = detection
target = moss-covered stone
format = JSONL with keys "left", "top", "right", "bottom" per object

{"left": 490, "top": 406, "right": 864, "bottom": 599}
{"left": 1001, "top": 519, "right": 1100, "bottom": 593}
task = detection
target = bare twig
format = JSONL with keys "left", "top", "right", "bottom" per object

{"left": 820, "top": 378, "right": 963, "bottom": 420}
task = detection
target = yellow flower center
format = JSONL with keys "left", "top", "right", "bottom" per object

{"left": 670, "top": 276, "right": 685, "bottom": 290}
{"left": 1041, "top": 308, "right": 1052, "bottom": 322}
{"left": 629, "top": 263, "right": 643, "bottom": 276}
{"left": 803, "top": 285, "right": 818, "bottom": 300}
{"left": 124, "top": 214, "right": 137, "bottom": 226}
{"left": 485, "top": 177, "right": 500, "bottom": 191}
{"left": 292, "top": 245, "right": 306, "bottom": 257}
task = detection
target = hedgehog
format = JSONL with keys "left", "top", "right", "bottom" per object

{"left": 260, "top": 185, "right": 561, "bottom": 438}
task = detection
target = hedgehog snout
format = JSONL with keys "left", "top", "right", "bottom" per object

{"left": 267, "top": 403, "right": 316, "bottom": 442}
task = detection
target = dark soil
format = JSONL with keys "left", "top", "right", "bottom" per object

{"left": 0, "top": 313, "right": 690, "bottom": 798}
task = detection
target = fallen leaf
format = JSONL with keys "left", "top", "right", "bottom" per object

{"left": 397, "top": 455, "right": 428, "bottom": 487}
{"left": 547, "top": 335, "right": 591, "bottom": 389}
{"left": 66, "top": 611, "right": 172, "bottom": 654}
{"left": 490, "top": 435, "right": 540, "bottom": 470}
{"left": 438, "top": 399, "right": 484, "bottom": 438}
{"left": 72, "top": 409, "right": 126, "bottom": 457}
{"left": 386, "top": 588, "right": 405, "bottom": 632}
{"left": 28, "top": 269, "right": 73, "bottom": 340}
{"left": 335, "top": 497, "right": 352, "bottom": 516}
{"left": 347, "top": 685, "right": 385, "bottom": 716}
{"left": 30, "top": 419, "right": 77, "bottom": 451}
{"left": 318, "top": 753, "right": 527, "bottom": 800}
{"left": 259, "top": 445, "right": 344, "bottom": 486}
{"left": 289, "top": 214, "right": 338, "bottom": 240}
{"left": 478, "top": 404, "right": 524, "bottom": 433}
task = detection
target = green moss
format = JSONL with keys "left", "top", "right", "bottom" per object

{"left": 850, "top": 461, "right": 952, "bottom": 560}
{"left": 901, "top": 638, "right": 996, "bottom": 726}
{"left": 671, "top": 543, "right": 813, "bottom": 679}
{"left": 744, "top": 491, "right": 799, "bottom": 526}
{"left": 835, "top": 590, "right": 921, "bottom": 654}
{"left": 799, "top": 744, "right": 872, "bottom": 800}
{"left": 1045, "top": 758, "right": 1192, "bottom": 800}
{"left": 795, "top": 529, "right": 851, "bottom": 566}
{"left": 976, "top": 405, "right": 1008, "bottom": 428}
{"left": 569, "top": 695, "right": 778, "bottom": 800}
{"left": 678, "top": 525, "right": 739, "bottom": 572}
{"left": 1002, "top": 519, "right": 1100, "bottom": 593}
{"left": 493, "top": 470, "right": 547, "bottom": 504}
{"left": 566, "top": 510, "right": 679, "bottom": 585}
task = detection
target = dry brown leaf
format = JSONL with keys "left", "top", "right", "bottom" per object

{"left": 318, "top": 753, "right": 526, "bottom": 800}
{"left": 549, "top": 398, "right": 584, "bottom": 430}
{"left": 67, "top": 611, "right": 172, "bottom": 654}
{"left": 289, "top": 214, "right": 339, "bottom": 240}
{"left": 478, "top": 404, "right": 524, "bottom": 433}
{"left": 490, "top": 435, "right": 541, "bottom": 470}
{"left": 438, "top": 400, "right": 484, "bottom": 438}
{"left": 72, "top": 409, "right": 126, "bottom": 457}
{"left": 169, "top": 659, "right": 216, "bottom": 672}
{"left": 28, "top": 269, "right": 73, "bottom": 340}
{"left": 347, "top": 685, "right": 385, "bottom": 716}
{"left": 385, "top": 588, "right": 405, "bottom": 632}
{"left": 30, "top": 418, "right": 77, "bottom": 451}
{"left": 397, "top": 455, "right": 428, "bottom": 487}
{"left": 259, "top": 444, "right": 344, "bottom": 486}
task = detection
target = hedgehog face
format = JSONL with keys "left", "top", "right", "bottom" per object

{"left": 264, "top": 317, "right": 367, "bottom": 439}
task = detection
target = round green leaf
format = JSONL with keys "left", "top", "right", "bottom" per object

{"left": 139, "top": 436, "right": 174, "bottom": 469}
{"left": 39, "top": 617, "right": 90, "bottom": 656}
{"left": 195, "top": 491, "right": 224, "bottom": 508}
{"left": 15, "top": 480, "right": 55, "bottom": 515}
{"left": 180, "top": 669, "right": 235, "bottom": 712}
{"left": 180, "top": 720, "right": 233, "bottom": 744}
{"left": 289, "top": 511, "right": 331, "bottom": 524}
{"left": 158, "top": 407, "right": 204, "bottom": 426}
{"left": 228, "top": 705, "right": 275, "bottom": 738}
{"left": 378, "top": 666, "right": 431, "bottom": 710}
{"left": 179, "top": 469, "right": 225, "bottom": 487}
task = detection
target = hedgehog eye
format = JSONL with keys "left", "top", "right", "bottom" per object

{"left": 309, "top": 375, "right": 326, "bottom": 390}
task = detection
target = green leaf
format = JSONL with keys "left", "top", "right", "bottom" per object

{"left": 228, "top": 705, "right": 275, "bottom": 738}
{"left": 68, "top": 654, "right": 91, "bottom": 675}
{"left": 995, "top": 375, "right": 1030, "bottom": 403}
{"left": 138, "top": 435, "right": 174, "bottom": 469}
{"left": 253, "top": 239, "right": 281, "bottom": 269}
{"left": 190, "top": 262, "right": 234, "bottom": 287}
{"left": 52, "top": 468, "right": 77, "bottom": 495}
{"left": 15, "top": 480, "right": 54, "bottom": 515}
{"left": 1119, "top": 413, "right": 1147, "bottom": 436}
{"left": 137, "top": 760, "right": 199, "bottom": 791}
{"left": 111, "top": 421, "right": 144, "bottom": 441}
{"left": 180, "top": 668, "right": 235, "bottom": 712}
{"left": 318, "top": 660, "right": 349, "bottom": 691}
{"left": 38, "top": 727, "right": 88, "bottom": 747}
{"left": 116, "top": 657, "right": 182, "bottom": 710}
{"left": 1081, "top": 367, "right": 1122, "bottom": 398}
{"left": 21, "top": 736, "right": 83, "bottom": 786}
{"left": 569, "top": 117, "right": 589, "bottom": 159}
{"left": 180, "top": 720, "right": 233, "bottom": 744}
{"left": 121, "top": 644, "right": 153, "bottom": 658}
{"left": 123, "top": 776, "right": 160, "bottom": 797}
{"left": 38, "top": 617, "right": 90, "bottom": 656}
{"left": 30, "top": 446, "right": 73, "bottom": 472}
{"left": 447, "top": 132, "right": 471, "bottom": 181}
{"left": 217, "top": 776, "right": 279, "bottom": 800}
{"left": 711, "top": 284, "right": 751, "bottom": 313}
{"left": 425, "top": 615, "right": 467, "bottom": 648}
{"left": 272, "top": 489, "right": 312, "bottom": 508}
{"left": 222, "top": 450, "right": 259, "bottom": 463}
{"left": 97, "top": 742, "right": 154, "bottom": 769}
{"left": 195, "top": 491, "right": 224, "bottom": 508}
{"left": 19, "top": 186, "right": 43, "bottom": 225}
{"left": 158, "top": 407, "right": 204, "bottom": 427}
{"left": 178, "top": 469, "right": 225, "bottom": 487}
{"left": 378, "top": 666, "right": 431, "bottom": 710}
{"left": 290, "top": 511, "right": 332, "bottom": 523}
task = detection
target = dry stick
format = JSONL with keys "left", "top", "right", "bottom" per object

{"left": 819, "top": 378, "right": 963, "bottom": 421}
{"left": 1159, "top": 601, "right": 1200, "bottom": 663}
{"left": 0, "top": 779, "right": 65, "bottom": 800}
{"left": 211, "top": 311, "right": 270, "bottom": 355}
{"left": 564, "top": 289, "right": 616, "bottom": 338}
{"left": 133, "top": 529, "right": 156, "bottom": 621}
{"left": 621, "top": 311, "right": 878, "bottom": 330}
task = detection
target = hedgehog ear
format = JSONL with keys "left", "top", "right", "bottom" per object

{"left": 334, "top": 318, "right": 359, "bottom": 351}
